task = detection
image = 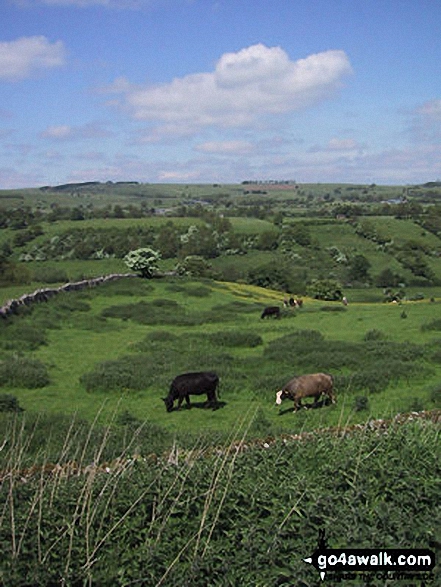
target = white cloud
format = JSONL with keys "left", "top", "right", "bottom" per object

{"left": 40, "top": 122, "right": 113, "bottom": 140}
{"left": 41, "top": 125, "right": 72, "bottom": 139}
{"left": 112, "top": 44, "right": 352, "bottom": 137}
{"left": 195, "top": 140, "right": 254, "bottom": 155}
{"left": 0, "top": 36, "right": 66, "bottom": 81}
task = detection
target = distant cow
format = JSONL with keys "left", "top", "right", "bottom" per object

{"left": 164, "top": 371, "right": 219, "bottom": 412}
{"left": 275, "top": 373, "right": 335, "bottom": 412}
{"left": 261, "top": 306, "right": 281, "bottom": 319}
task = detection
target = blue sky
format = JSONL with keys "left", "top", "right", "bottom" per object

{"left": 0, "top": 0, "right": 440, "bottom": 188}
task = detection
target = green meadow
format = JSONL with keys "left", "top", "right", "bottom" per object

{"left": 1, "top": 276, "right": 440, "bottom": 447}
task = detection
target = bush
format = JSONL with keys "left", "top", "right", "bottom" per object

{"left": 364, "top": 329, "right": 386, "bottom": 342}
{"left": 209, "top": 331, "right": 263, "bottom": 348}
{"left": 353, "top": 395, "right": 369, "bottom": 412}
{"left": 0, "top": 323, "right": 47, "bottom": 351}
{"left": 306, "top": 279, "right": 343, "bottom": 301}
{"left": 102, "top": 300, "right": 202, "bottom": 326}
{"left": 0, "top": 394, "right": 24, "bottom": 412}
{"left": 421, "top": 318, "right": 441, "bottom": 332}
{"left": 429, "top": 385, "right": 441, "bottom": 406}
{"left": 80, "top": 355, "right": 159, "bottom": 393}
{"left": 0, "top": 356, "right": 50, "bottom": 388}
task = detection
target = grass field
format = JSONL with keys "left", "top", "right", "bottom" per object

{"left": 1, "top": 276, "right": 440, "bottom": 446}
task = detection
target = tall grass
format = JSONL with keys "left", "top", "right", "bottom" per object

{"left": 1, "top": 411, "right": 439, "bottom": 586}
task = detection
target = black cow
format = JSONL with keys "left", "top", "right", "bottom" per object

{"left": 164, "top": 371, "right": 219, "bottom": 412}
{"left": 261, "top": 306, "right": 281, "bottom": 319}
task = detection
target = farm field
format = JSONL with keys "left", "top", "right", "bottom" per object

{"left": 1, "top": 276, "right": 440, "bottom": 441}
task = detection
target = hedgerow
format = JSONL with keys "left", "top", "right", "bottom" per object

{"left": 1, "top": 419, "right": 439, "bottom": 586}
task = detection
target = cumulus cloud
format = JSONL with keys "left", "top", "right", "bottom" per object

{"left": 112, "top": 44, "right": 352, "bottom": 137}
{"left": 0, "top": 36, "right": 66, "bottom": 81}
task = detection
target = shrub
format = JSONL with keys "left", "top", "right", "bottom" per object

{"left": 0, "top": 356, "right": 50, "bottom": 388}
{"left": 306, "top": 279, "right": 343, "bottom": 301}
{"left": 429, "top": 385, "right": 441, "bottom": 406}
{"left": 0, "top": 323, "right": 47, "bottom": 351}
{"left": 421, "top": 318, "right": 441, "bottom": 332}
{"left": 364, "top": 329, "right": 386, "bottom": 342}
{"left": 353, "top": 395, "right": 369, "bottom": 412}
{"left": 208, "top": 331, "right": 263, "bottom": 348}
{"left": 101, "top": 300, "right": 201, "bottom": 326}
{"left": 80, "top": 355, "right": 159, "bottom": 393}
{"left": 0, "top": 394, "right": 24, "bottom": 412}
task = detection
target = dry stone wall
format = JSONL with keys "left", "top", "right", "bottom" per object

{"left": 0, "top": 273, "right": 138, "bottom": 319}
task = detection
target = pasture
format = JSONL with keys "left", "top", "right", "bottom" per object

{"left": 1, "top": 275, "right": 440, "bottom": 449}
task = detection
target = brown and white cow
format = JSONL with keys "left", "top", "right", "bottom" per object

{"left": 275, "top": 373, "right": 335, "bottom": 412}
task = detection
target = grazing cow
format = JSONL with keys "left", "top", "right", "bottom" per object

{"left": 275, "top": 373, "right": 335, "bottom": 412}
{"left": 261, "top": 306, "right": 281, "bottom": 319}
{"left": 164, "top": 371, "right": 219, "bottom": 412}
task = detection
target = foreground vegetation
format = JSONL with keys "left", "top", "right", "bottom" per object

{"left": 1, "top": 413, "right": 440, "bottom": 586}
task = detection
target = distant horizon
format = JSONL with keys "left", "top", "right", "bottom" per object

{"left": 1, "top": 0, "right": 441, "bottom": 188}
{"left": 2, "top": 178, "right": 433, "bottom": 191}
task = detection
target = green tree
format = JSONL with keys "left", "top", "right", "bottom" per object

{"left": 174, "top": 255, "right": 212, "bottom": 277}
{"left": 156, "top": 222, "right": 180, "bottom": 258}
{"left": 306, "top": 279, "right": 343, "bottom": 301}
{"left": 124, "top": 247, "right": 161, "bottom": 278}
{"left": 348, "top": 254, "right": 371, "bottom": 282}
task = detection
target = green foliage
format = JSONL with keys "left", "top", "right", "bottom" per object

{"left": 123, "top": 247, "right": 161, "bottom": 278}
{"left": 0, "top": 393, "right": 24, "bottom": 412}
{"left": 101, "top": 299, "right": 203, "bottom": 326}
{"left": 422, "top": 318, "right": 441, "bottom": 332}
{"left": 1, "top": 419, "right": 439, "bottom": 585}
{"left": 247, "top": 260, "right": 306, "bottom": 293}
{"left": 208, "top": 331, "right": 263, "bottom": 348}
{"left": 306, "top": 278, "right": 343, "bottom": 301}
{"left": 363, "top": 329, "right": 386, "bottom": 341}
{"left": 80, "top": 354, "right": 162, "bottom": 392}
{"left": 264, "top": 330, "right": 428, "bottom": 393}
{"left": 0, "top": 355, "right": 50, "bottom": 388}
{"left": 347, "top": 253, "right": 371, "bottom": 282}
{"left": 0, "top": 322, "right": 47, "bottom": 351}
{"left": 352, "top": 395, "right": 369, "bottom": 412}
{"left": 174, "top": 255, "right": 213, "bottom": 277}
